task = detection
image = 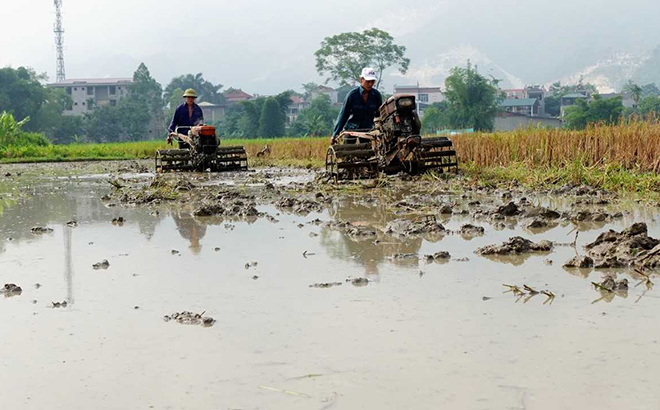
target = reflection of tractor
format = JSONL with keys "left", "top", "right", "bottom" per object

{"left": 326, "top": 94, "right": 457, "bottom": 181}
{"left": 155, "top": 125, "right": 248, "bottom": 172}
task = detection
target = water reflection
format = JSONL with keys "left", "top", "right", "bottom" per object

{"left": 172, "top": 212, "right": 207, "bottom": 255}
{"left": 63, "top": 224, "right": 74, "bottom": 304}
{"left": 319, "top": 199, "right": 423, "bottom": 277}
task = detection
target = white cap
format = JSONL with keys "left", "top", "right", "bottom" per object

{"left": 360, "top": 67, "right": 377, "bottom": 81}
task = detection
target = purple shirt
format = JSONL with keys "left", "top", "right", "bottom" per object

{"left": 168, "top": 102, "right": 204, "bottom": 134}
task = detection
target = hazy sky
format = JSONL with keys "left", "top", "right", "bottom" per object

{"left": 2, "top": 0, "right": 658, "bottom": 94}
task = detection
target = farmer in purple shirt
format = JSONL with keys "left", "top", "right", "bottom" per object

{"left": 167, "top": 88, "right": 204, "bottom": 148}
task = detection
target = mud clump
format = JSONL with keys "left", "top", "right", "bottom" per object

{"left": 163, "top": 311, "right": 215, "bottom": 327}
{"left": 459, "top": 224, "right": 485, "bottom": 236}
{"left": 309, "top": 282, "right": 343, "bottom": 288}
{"left": 347, "top": 277, "right": 369, "bottom": 287}
{"left": 194, "top": 201, "right": 261, "bottom": 218}
{"left": 570, "top": 210, "right": 618, "bottom": 223}
{"left": 325, "top": 221, "right": 377, "bottom": 241}
{"left": 276, "top": 197, "right": 324, "bottom": 215}
{"left": 92, "top": 259, "right": 110, "bottom": 269}
{"left": 524, "top": 207, "right": 560, "bottom": 220}
{"left": 585, "top": 223, "right": 660, "bottom": 268}
{"left": 392, "top": 253, "right": 418, "bottom": 260}
{"left": 1, "top": 283, "right": 22, "bottom": 295}
{"left": 476, "top": 237, "right": 553, "bottom": 256}
{"left": 592, "top": 275, "right": 629, "bottom": 292}
{"left": 111, "top": 217, "right": 125, "bottom": 225}
{"left": 31, "top": 226, "right": 53, "bottom": 234}
{"left": 51, "top": 301, "right": 68, "bottom": 308}
{"left": 525, "top": 219, "right": 549, "bottom": 229}
{"left": 384, "top": 217, "right": 445, "bottom": 237}
{"left": 563, "top": 255, "right": 594, "bottom": 268}
{"left": 425, "top": 251, "right": 451, "bottom": 262}
{"left": 493, "top": 202, "right": 521, "bottom": 217}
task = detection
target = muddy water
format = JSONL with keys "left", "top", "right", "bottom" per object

{"left": 2, "top": 166, "right": 660, "bottom": 410}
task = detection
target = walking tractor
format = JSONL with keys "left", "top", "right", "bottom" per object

{"left": 155, "top": 125, "right": 248, "bottom": 172}
{"left": 326, "top": 94, "right": 457, "bottom": 181}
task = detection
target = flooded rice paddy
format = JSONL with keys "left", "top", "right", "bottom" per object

{"left": 1, "top": 161, "right": 660, "bottom": 410}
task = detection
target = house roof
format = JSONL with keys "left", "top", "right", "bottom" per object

{"left": 317, "top": 85, "right": 335, "bottom": 92}
{"left": 224, "top": 89, "right": 253, "bottom": 100}
{"left": 562, "top": 93, "right": 587, "bottom": 99}
{"left": 198, "top": 101, "right": 218, "bottom": 107}
{"left": 499, "top": 98, "right": 538, "bottom": 108}
{"left": 289, "top": 95, "right": 304, "bottom": 104}
{"left": 48, "top": 78, "right": 133, "bottom": 86}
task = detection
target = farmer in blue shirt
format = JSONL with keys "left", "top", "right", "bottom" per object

{"left": 168, "top": 88, "right": 204, "bottom": 148}
{"left": 332, "top": 67, "right": 383, "bottom": 142}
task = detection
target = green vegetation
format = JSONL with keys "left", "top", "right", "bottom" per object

{"left": 421, "top": 102, "right": 450, "bottom": 134}
{"left": 0, "top": 112, "right": 50, "bottom": 149}
{"left": 564, "top": 95, "right": 624, "bottom": 129}
{"left": 544, "top": 80, "right": 598, "bottom": 117}
{"left": 0, "top": 66, "right": 82, "bottom": 143}
{"left": 164, "top": 73, "right": 225, "bottom": 104}
{"left": 258, "top": 98, "right": 285, "bottom": 138}
{"left": 442, "top": 62, "right": 501, "bottom": 132}
{"left": 289, "top": 95, "right": 339, "bottom": 137}
{"left": 314, "top": 28, "right": 409, "bottom": 88}
{"left": 221, "top": 91, "right": 291, "bottom": 139}
{"left": 460, "top": 162, "right": 660, "bottom": 197}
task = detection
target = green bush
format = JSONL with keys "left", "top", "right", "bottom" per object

{"left": 0, "top": 111, "right": 50, "bottom": 148}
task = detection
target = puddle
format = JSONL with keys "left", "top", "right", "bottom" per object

{"left": 1, "top": 163, "right": 660, "bottom": 409}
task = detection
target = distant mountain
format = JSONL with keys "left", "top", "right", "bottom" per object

{"left": 557, "top": 46, "right": 660, "bottom": 92}
{"left": 634, "top": 46, "right": 660, "bottom": 86}
{"left": 388, "top": 45, "right": 525, "bottom": 90}
{"left": 390, "top": 44, "right": 660, "bottom": 94}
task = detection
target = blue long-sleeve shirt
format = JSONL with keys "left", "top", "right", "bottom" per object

{"left": 332, "top": 86, "right": 383, "bottom": 137}
{"left": 168, "top": 102, "right": 204, "bottom": 134}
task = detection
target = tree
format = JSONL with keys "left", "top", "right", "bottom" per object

{"left": 638, "top": 96, "right": 660, "bottom": 117}
{"left": 641, "top": 83, "right": 660, "bottom": 99}
{"left": 0, "top": 66, "right": 82, "bottom": 142}
{"left": 237, "top": 99, "right": 263, "bottom": 137}
{"left": 0, "top": 67, "right": 49, "bottom": 132}
{"left": 302, "top": 83, "right": 319, "bottom": 99}
{"left": 421, "top": 102, "right": 450, "bottom": 134}
{"left": 83, "top": 63, "right": 164, "bottom": 142}
{"left": 258, "top": 97, "right": 285, "bottom": 138}
{"left": 623, "top": 81, "right": 643, "bottom": 103}
{"left": 443, "top": 62, "right": 501, "bottom": 132}
{"left": 336, "top": 84, "right": 353, "bottom": 103}
{"left": 124, "top": 63, "right": 164, "bottom": 139}
{"left": 84, "top": 104, "right": 124, "bottom": 142}
{"left": 315, "top": 28, "right": 410, "bottom": 88}
{"left": 564, "top": 95, "right": 624, "bottom": 130}
{"left": 164, "top": 73, "right": 225, "bottom": 104}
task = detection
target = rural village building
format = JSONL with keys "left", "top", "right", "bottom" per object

{"left": 48, "top": 78, "right": 133, "bottom": 116}
{"left": 197, "top": 101, "right": 226, "bottom": 123}
{"left": 393, "top": 85, "right": 445, "bottom": 112}
{"left": 286, "top": 85, "right": 339, "bottom": 124}
{"left": 494, "top": 111, "right": 562, "bottom": 131}
{"left": 223, "top": 89, "right": 254, "bottom": 104}
{"left": 559, "top": 93, "right": 588, "bottom": 117}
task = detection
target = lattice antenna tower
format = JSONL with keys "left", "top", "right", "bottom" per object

{"left": 54, "top": 0, "right": 66, "bottom": 82}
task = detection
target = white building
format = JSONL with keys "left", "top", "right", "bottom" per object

{"left": 393, "top": 85, "right": 445, "bottom": 112}
{"left": 47, "top": 78, "right": 133, "bottom": 116}
{"left": 310, "top": 85, "right": 338, "bottom": 105}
